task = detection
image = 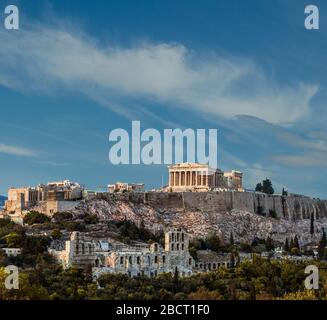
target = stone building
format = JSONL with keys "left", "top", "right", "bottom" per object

{"left": 168, "top": 163, "right": 225, "bottom": 192}
{"left": 194, "top": 250, "right": 253, "bottom": 272}
{"left": 167, "top": 163, "right": 243, "bottom": 192}
{"left": 195, "top": 250, "right": 232, "bottom": 272}
{"left": 49, "top": 232, "right": 97, "bottom": 269}
{"left": 4, "top": 180, "right": 83, "bottom": 215}
{"left": 97, "top": 229, "right": 194, "bottom": 278}
{"left": 49, "top": 229, "right": 195, "bottom": 278}
{"left": 223, "top": 170, "right": 243, "bottom": 191}
{"left": 5, "top": 187, "right": 39, "bottom": 213}
{"left": 108, "top": 182, "right": 145, "bottom": 193}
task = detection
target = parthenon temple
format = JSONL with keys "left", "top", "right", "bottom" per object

{"left": 168, "top": 163, "right": 243, "bottom": 192}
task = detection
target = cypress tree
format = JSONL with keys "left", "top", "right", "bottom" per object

{"left": 265, "top": 236, "right": 274, "bottom": 252}
{"left": 230, "top": 232, "right": 234, "bottom": 246}
{"left": 318, "top": 228, "right": 327, "bottom": 260}
{"left": 284, "top": 238, "right": 289, "bottom": 252}
{"left": 310, "top": 212, "right": 315, "bottom": 235}
{"left": 290, "top": 237, "right": 294, "bottom": 250}
{"left": 230, "top": 252, "right": 235, "bottom": 268}
{"left": 294, "top": 235, "right": 300, "bottom": 249}
{"left": 282, "top": 188, "right": 288, "bottom": 196}
{"left": 173, "top": 267, "right": 179, "bottom": 288}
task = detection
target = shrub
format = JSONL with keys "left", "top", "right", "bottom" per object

{"left": 4, "top": 232, "right": 25, "bottom": 248}
{"left": 204, "top": 233, "right": 221, "bottom": 252}
{"left": 63, "top": 221, "right": 86, "bottom": 232}
{"left": 53, "top": 212, "right": 73, "bottom": 224}
{"left": 84, "top": 214, "right": 99, "bottom": 225}
{"left": 256, "top": 206, "right": 265, "bottom": 216}
{"left": 269, "top": 210, "right": 278, "bottom": 219}
{"left": 23, "top": 211, "right": 50, "bottom": 225}
{"left": 115, "top": 220, "right": 161, "bottom": 243}
{"left": 22, "top": 236, "right": 51, "bottom": 254}
{"left": 290, "top": 247, "right": 300, "bottom": 256}
{"left": 239, "top": 242, "right": 252, "bottom": 253}
{"left": 51, "top": 229, "right": 62, "bottom": 240}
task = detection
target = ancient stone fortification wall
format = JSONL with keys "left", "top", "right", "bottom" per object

{"left": 95, "top": 191, "right": 327, "bottom": 221}
{"left": 32, "top": 200, "right": 81, "bottom": 216}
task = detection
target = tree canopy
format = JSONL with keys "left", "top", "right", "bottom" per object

{"left": 255, "top": 179, "right": 275, "bottom": 195}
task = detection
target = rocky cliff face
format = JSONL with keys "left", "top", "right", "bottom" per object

{"left": 70, "top": 191, "right": 327, "bottom": 245}
{"left": 85, "top": 191, "right": 327, "bottom": 221}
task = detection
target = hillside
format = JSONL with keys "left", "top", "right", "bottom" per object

{"left": 70, "top": 194, "right": 327, "bottom": 245}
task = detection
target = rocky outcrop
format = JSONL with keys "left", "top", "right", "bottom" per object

{"left": 71, "top": 192, "right": 327, "bottom": 245}
{"left": 88, "top": 191, "right": 327, "bottom": 221}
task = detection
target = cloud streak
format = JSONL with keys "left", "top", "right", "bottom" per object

{"left": 0, "top": 143, "right": 37, "bottom": 157}
{"left": 0, "top": 24, "right": 319, "bottom": 124}
{"left": 272, "top": 153, "right": 327, "bottom": 168}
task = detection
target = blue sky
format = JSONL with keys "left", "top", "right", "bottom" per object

{"left": 0, "top": 0, "right": 327, "bottom": 198}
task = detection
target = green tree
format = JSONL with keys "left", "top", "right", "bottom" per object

{"left": 291, "top": 247, "right": 300, "bottom": 256}
{"left": 310, "top": 213, "right": 315, "bottom": 236}
{"left": 255, "top": 183, "right": 263, "bottom": 192}
{"left": 255, "top": 179, "right": 274, "bottom": 195}
{"left": 284, "top": 238, "right": 290, "bottom": 252}
{"left": 23, "top": 211, "right": 50, "bottom": 225}
{"left": 23, "top": 236, "right": 51, "bottom": 255}
{"left": 265, "top": 236, "right": 275, "bottom": 252}
{"left": 51, "top": 229, "right": 62, "bottom": 240}
{"left": 269, "top": 210, "right": 277, "bottom": 219}
{"left": 84, "top": 214, "right": 99, "bottom": 225}
{"left": 53, "top": 212, "right": 73, "bottom": 224}
{"left": 230, "top": 232, "right": 234, "bottom": 246}
{"left": 256, "top": 206, "right": 265, "bottom": 216}
{"left": 290, "top": 237, "right": 294, "bottom": 250}
{"left": 63, "top": 221, "right": 86, "bottom": 232}
{"left": 230, "top": 252, "right": 235, "bottom": 268}
{"left": 294, "top": 235, "right": 300, "bottom": 249}
{"left": 318, "top": 228, "right": 327, "bottom": 260}
{"left": 173, "top": 267, "right": 179, "bottom": 292}
{"left": 262, "top": 179, "right": 274, "bottom": 195}
{"left": 205, "top": 233, "right": 221, "bottom": 252}
{"left": 4, "top": 232, "right": 25, "bottom": 248}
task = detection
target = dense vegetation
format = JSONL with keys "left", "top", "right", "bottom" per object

{"left": 0, "top": 217, "right": 326, "bottom": 300}
{"left": 23, "top": 211, "right": 51, "bottom": 225}
{"left": 0, "top": 256, "right": 326, "bottom": 300}
{"left": 113, "top": 220, "right": 164, "bottom": 245}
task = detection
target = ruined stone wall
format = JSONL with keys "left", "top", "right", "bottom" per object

{"left": 31, "top": 200, "right": 81, "bottom": 216}
{"left": 95, "top": 191, "right": 327, "bottom": 221}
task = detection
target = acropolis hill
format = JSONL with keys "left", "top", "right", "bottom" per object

{"left": 1, "top": 163, "right": 327, "bottom": 245}
{"left": 90, "top": 191, "right": 327, "bottom": 222}
{"left": 66, "top": 191, "right": 327, "bottom": 245}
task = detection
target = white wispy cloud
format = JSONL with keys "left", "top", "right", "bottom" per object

{"left": 272, "top": 153, "right": 327, "bottom": 168}
{"left": 0, "top": 24, "right": 318, "bottom": 124}
{"left": 221, "top": 151, "right": 285, "bottom": 190}
{"left": 0, "top": 143, "right": 37, "bottom": 157}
